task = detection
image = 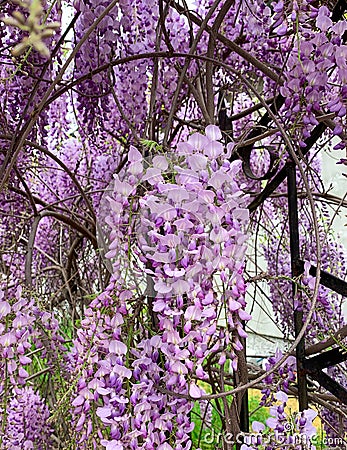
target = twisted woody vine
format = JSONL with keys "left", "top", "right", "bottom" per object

{"left": 0, "top": 0, "right": 346, "bottom": 449}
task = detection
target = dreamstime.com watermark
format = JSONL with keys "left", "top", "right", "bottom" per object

{"left": 202, "top": 430, "right": 347, "bottom": 449}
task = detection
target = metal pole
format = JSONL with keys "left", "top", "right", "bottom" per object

{"left": 239, "top": 329, "right": 249, "bottom": 433}
{"left": 287, "top": 161, "right": 308, "bottom": 411}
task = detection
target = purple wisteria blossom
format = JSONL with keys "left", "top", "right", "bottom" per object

{"left": 70, "top": 125, "right": 250, "bottom": 448}
{"left": 1, "top": 387, "right": 52, "bottom": 449}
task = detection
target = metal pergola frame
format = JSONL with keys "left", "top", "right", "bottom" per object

{"left": 218, "top": 4, "right": 347, "bottom": 424}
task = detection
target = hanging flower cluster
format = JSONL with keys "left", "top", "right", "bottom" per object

{"left": 260, "top": 349, "right": 297, "bottom": 405}
{"left": 1, "top": 386, "right": 52, "bottom": 449}
{"left": 69, "top": 284, "right": 132, "bottom": 449}
{"left": 106, "top": 124, "right": 250, "bottom": 375}
{"left": 70, "top": 125, "right": 250, "bottom": 448}
{"left": 0, "top": 286, "right": 36, "bottom": 391}
{"left": 279, "top": 3, "right": 347, "bottom": 149}
{"left": 262, "top": 191, "right": 346, "bottom": 343}
{"left": 0, "top": 284, "right": 65, "bottom": 447}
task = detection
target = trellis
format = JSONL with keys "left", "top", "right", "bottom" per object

{"left": 219, "top": 82, "right": 347, "bottom": 436}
